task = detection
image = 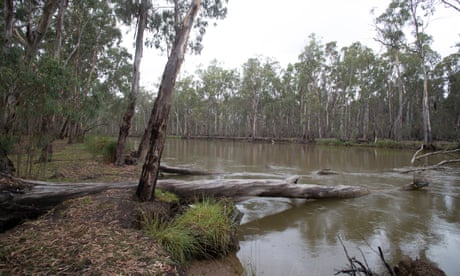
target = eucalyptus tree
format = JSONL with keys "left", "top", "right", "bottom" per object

{"left": 113, "top": 0, "right": 151, "bottom": 166}
{"left": 170, "top": 75, "right": 202, "bottom": 137}
{"left": 135, "top": 0, "right": 229, "bottom": 162}
{"left": 196, "top": 60, "right": 239, "bottom": 136}
{"left": 322, "top": 41, "right": 340, "bottom": 137}
{"left": 295, "top": 34, "right": 324, "bottom": 141}
{"left": 406, "top": 0, "right": 437, "bottom": 144}
{"left": 60, "top": 1, "right": 126, "bottom": 143}
{"left": 374, "top": 0, "right": 410, "bottom": 140}
{"left": 259, "top": 60, "right": 282, "bottom": 138}
{"left": 278, "top": 63, "right": 300, "bottom": 137}
{"left": 137, "top": 0, "right": 225, "bottom": 201}
{"left": 240, "top": 57, "right": 280, "bottom": 138}
{"left": 430, "top": 52, "right": 460, "bottom": 139}
{"left": 1, "top": 0, "right": 60, "bottom": 137}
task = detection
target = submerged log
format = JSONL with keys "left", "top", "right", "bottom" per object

{"left": 1, "top": 174, "right": 369, "bottom": 231}
{"left": 159, "top": 165, "right": 214, "bottom": 175}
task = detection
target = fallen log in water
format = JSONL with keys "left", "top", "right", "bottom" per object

{"left": 156, "top": 177, "right": 369, "bottom": 201}
{"left": 0, "top": 174, "right": 369, "bottom": 231}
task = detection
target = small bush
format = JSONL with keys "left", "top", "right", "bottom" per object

{"left": 84, "top": 136, "right": 117, "bottom": 163}
{"left": 102, "top": 140, "right": 117, "bottom": 163}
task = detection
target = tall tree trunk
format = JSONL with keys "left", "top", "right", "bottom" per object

{"left": 53, "top": 0, "right": 66, "bottom": 59}
{"left": 136, "top": 0, "right": 201, "bottom": 201}
{"left": 394, "top": 49, "right": 404, "bottom": 141}
{"left": 115, "top": 0, "right": 148, "bottom": 166}
{"left": 422, "top": 67, "right": 432, "bottom": 144}
{"left": 2, "top": 0, "right": 13, "bottom": 56}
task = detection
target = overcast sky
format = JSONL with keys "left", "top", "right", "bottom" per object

{"left": 131, "top": 0, "right": 460, "bottom": 89}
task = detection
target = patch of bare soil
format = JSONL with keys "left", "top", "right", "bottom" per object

{"left": 0, "top": 188, "right": 180, "bottom": 275}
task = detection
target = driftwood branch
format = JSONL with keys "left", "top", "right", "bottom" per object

{"left": 398, "top": 158, "right": 460, "bottom": 174}
{"left": 410, "top": 144, "right": 425, "bottom": 165}
{"left": 414, "top": 148, "right": 460, "bottom": 161}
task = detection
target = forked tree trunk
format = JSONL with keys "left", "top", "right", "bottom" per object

{"left": 115, "top": 0, "right": 148, "bottom": 166}
{"left": 136, "top": 0, "right": 201, "bottom": 201}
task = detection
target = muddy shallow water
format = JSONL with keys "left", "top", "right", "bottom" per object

{"left": 162, "top": 139, "right": 460, "bottom": 275}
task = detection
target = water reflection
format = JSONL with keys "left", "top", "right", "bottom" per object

{"left": 162, "top": 139, "right": 460, "bottom": 275}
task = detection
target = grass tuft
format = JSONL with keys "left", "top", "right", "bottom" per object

{"left": 143, "top": 198, "right": 239, "bottom": 264}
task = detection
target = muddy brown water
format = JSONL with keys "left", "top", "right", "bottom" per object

{"left": 161, "top": 139, "right": 460, "bottom": 275}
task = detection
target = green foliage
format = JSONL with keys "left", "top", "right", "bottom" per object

{"left": 375, "top": 139, "right": 404, "bottom": 148}
{"left": 0, "top": 135, "right": 17, "bottom": 155}
{"left": 316, "top": 139, "right": 352, "bottom": 146}
{"left": 84, "top": 135, "right": 116, "bottom": 162}
{"left": 102, "top": 140, "right": 118, "bottom": 163}
{"left": 143, "top": 198, "right": 238, "bottom": 264}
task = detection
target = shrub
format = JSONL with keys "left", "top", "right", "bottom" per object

{"left": 84, "top": 135, "right": 117, "bottom": 163}
{"left": 102, "top": 140, "right": 117, "bottom": 163}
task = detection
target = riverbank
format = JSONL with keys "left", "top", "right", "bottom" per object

{"left": 173, "top": 135, "right": 459, "bottom": 150}
{"left": 0, "top": 140, "right": 242, "bottom": 275}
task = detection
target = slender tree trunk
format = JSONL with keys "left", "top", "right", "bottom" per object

{"left": 54, "top": 0, "right": 66, "bottom": 59}
{"left": 422, "top": 66, "right": 432, "bottom": 144}
{"left": 363, "top": 100, "right": 369, "bottom": 140}
{"left": 137, "top": 0, "right": 201, "bottom": 201}
{"left": 115, "top": 0, "right": 148, "bottom": 166}
{"left": 2, "top": 0, "right": 13, "bottom": 56}
{"left": 394, "top": 50, "right": 404, "bottom": 141}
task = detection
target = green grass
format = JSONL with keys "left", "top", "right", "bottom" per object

{"left": 154, "top": 189, "right": 179, "bottom": 203}
{"left": 143, "top": 198, "right": 238, "bottom": 264}
{"left": 316, "top": 138, "right": 352, "bottom": 146}
{"left": 144, "top": 214, "right": 201, "bottom": 264}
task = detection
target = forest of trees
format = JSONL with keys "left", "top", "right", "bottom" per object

{"left": 0, "top": 0, "right": 459, "bottom": 178}
{"left": 167, "top": 0, "right": 460, "bottom": 143}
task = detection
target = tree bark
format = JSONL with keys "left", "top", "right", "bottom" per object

{"left": 137, "top": 0, "right": 201, "bottom": 201}
{"left": 115, "top": 0, "right": 148, "bottom": 166}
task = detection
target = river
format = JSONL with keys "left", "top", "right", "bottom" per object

{"left": 162, "top": 139, "right": 460, "bottom": 275}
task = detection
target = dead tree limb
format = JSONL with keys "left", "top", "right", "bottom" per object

{"left": 410, "top": 144, "right": 425, "bottom": 165}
